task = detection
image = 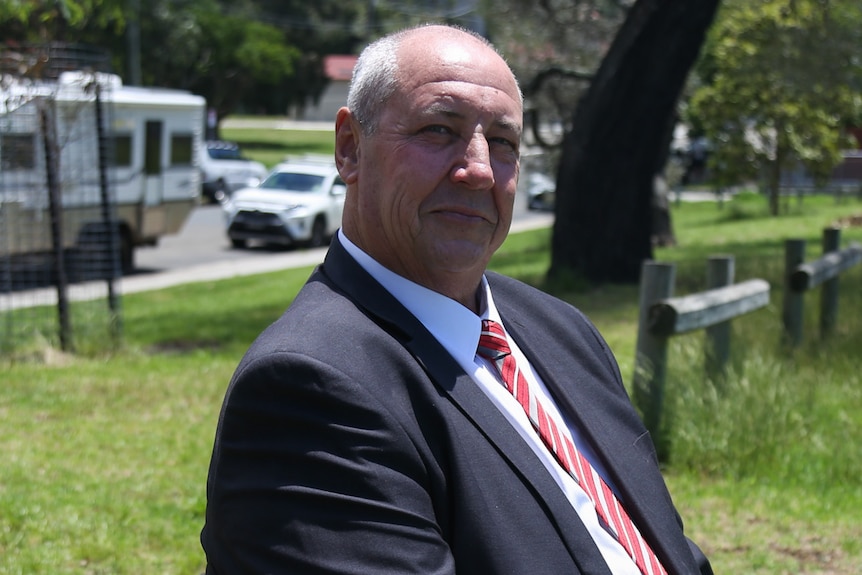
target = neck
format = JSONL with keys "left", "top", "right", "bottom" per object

{"left": 341, "top": 226, "right": 486, "bottom": 314}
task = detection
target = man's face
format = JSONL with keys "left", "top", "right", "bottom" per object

{"left": 341, "top": 30, "right": 522, "bottom": 304}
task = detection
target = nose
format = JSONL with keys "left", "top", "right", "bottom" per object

{"left": 451, "top": 134, "right": 495, "bottom": 190}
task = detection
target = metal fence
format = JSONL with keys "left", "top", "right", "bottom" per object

{"left": 0, "top": 45, "right": 121, "bottom": 357}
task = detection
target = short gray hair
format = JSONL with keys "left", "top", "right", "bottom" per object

{"left": 346, "top": 31, "right": 403, "bottom": 135}
{"left": 347, "top": 24, "right": 518, "bottom": 135}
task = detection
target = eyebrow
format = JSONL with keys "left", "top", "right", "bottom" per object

{"left": 495, "top": 117, "right": 523, "bottom": 137}
{"left": 423, "top": 103, "right": 522, "bottom": 137}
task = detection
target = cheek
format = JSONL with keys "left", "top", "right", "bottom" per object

{"left": 499, "top": 158, "right": 520, "bottom": 186}
{"left": 387, "top": 154, "right": 439, "bottom": 215}
{"left": 495, "top": 164, "right": 520, "bottom": 208}
{"left": 363, "top": 174, "right": 423, "bottom": 240}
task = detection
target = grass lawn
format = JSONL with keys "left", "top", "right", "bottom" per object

{"left": 221, "top": 123, "right": 335, "bottom": 169}
{"left": 2, "top": 129, "right": 861, "bottom": 573}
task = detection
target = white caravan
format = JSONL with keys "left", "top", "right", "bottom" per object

{"left": 0, "top": 71, "right": 205, "bottom": 273}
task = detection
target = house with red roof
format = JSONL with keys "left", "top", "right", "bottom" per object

{"left": 299, "top": 54, "right": 358, "bottom": 122}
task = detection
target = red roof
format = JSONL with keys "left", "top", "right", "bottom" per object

{"left": 324, "top": 55, "right": 358, "bottom": 81}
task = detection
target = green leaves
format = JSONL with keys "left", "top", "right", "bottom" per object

{"left": 687, "top": 0, "right": 862, "bottom": 211}
{"left": 234, "top": 21, "right": 300, "bottom": 79}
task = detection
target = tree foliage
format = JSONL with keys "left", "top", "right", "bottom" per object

{"left": 0, "top": 0, "right": 125, "bottom": 39}
{"left": 688, "top": 0, "right": 862, "bottom": 214}
{"left": 0, "top": 0, "right": 361, "bottom": 124}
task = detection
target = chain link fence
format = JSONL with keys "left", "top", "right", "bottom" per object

{"left": 1, "top": 44, "right": 122, "bottom": 357}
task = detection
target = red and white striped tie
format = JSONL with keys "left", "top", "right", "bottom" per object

{"left": 477, "top": 319, "right": 667, "bottom": 575}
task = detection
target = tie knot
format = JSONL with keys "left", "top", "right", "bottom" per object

{"left": 477, "top": 319, "right": 511, "bottom": 361}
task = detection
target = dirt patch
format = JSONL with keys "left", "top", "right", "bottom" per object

{"left": 771, "top": 536, "right": 846, "bottom": 574}
{"left": 1, "top": 345, "right": 78, "bottom": 366}
{"left": 831, "top": 214, "right": 862, "bottom": 228}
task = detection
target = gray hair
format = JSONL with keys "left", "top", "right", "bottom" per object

{"left": 347, "top": 24, "right": 519, "bottom": 135}
{"left": 346, "top": 31, "right": 403, "bottom": 135}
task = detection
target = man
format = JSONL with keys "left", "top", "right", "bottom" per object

{"left": 202, "top": 24, "right": 712, "bottom": 575}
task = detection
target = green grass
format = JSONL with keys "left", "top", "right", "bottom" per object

{"left": 2, "top": 186, "right": 862, "bottom": 572}
{"left": 221, "top": 123, "right": 335, "bottom": 169}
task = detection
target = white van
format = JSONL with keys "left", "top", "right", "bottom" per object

{"left": 0, "top": 71, "right": 205, "bottom": 273}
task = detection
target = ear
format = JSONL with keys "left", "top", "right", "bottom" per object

{"left": 335, "top": 107, "right": 361, "bottom": 185}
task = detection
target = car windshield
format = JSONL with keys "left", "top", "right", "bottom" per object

{"left": 260, "top": 172, "right": 326, "bottom": 193}
{"left": 207, "top": 147, "right": 243, "bottom": 160}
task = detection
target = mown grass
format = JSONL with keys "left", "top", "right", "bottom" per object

{"left": 221, "top": 124, "right": 334, "bottom": 169}
{"left": 2, "top": 145, "right": 862, "bottom": 572}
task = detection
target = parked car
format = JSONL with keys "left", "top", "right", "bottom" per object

{"left": 198, "top": 140, "right": 268, "bottom": 203}
{"left": 526, "top": 171, "right": 556, "bottom": 211}
{"left": 223, "top": 157, "right": 346, "bottom": 249}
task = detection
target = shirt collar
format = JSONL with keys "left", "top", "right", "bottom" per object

{"left": 338, "top": 230, "right": 502, "bottom": 365}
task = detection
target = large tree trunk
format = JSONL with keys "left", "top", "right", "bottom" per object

{"left": 550, "top": 0, "right": 721, "bottom": 284}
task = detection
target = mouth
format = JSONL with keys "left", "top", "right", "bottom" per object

{"left": 432, "top": 206, "right": 495, "bottom": 226}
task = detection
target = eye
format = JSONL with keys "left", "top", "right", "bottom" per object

{"left": 489, "top": 136, "right": 519, "bottom": 155}
{"left": 421, "top": 124, "right": 455, "bottom": 136}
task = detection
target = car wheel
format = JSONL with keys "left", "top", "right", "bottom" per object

{"left": 307, "top": 217, "right": 327, "bottom": 248}
{"left": 231, "top": 238, "right": 247, "bottom": 249}
{"left": 213, "top": 180, "right": 228, "bottom": 204}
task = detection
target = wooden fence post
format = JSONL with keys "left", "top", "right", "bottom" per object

{"left": 820, "top": 227, "right": 841, "bottom": 337}
{"left": 782, "top": 239, "right": 806, "bottom": 347}
{"left": 705, "top": 255, "right": 734, "bottom": 378}
{"left": 633, "top": 261, "right": 675, "bottom": 442}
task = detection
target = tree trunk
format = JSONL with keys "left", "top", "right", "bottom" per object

{"left": 766, "top": 159, "right": 779, "bottom": 216}
{"left": 767, "top": 137, "right": 787, "bottom": 216}
{"left": 550, "top": 0, "right": 722, "bottom": 284}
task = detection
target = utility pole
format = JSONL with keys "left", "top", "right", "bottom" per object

{"left": 127, "top": 0, "right": 142, "bottom": 85}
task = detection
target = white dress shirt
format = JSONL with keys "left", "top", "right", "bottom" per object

{"left": 339, "top": 230, "right": 641, "bottom": 574}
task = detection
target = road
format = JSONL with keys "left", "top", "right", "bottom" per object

{"left": 1, "top": 201, "right": 553, "bottom": 310}
{"left": 128, "top": 204, "right": 335, "bottom": 293}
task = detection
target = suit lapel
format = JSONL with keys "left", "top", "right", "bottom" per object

{"left": 320, "top": 239, "right": 613, "bottom": 575}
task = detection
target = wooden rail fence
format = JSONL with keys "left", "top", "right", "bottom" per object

{"left": 633, "top": 256, "right": 770, "bottom": 451}
{"left": 633, "top": 227, "right": 861, "bottom": 454}
{"left": 782, "top": 227, "right": 862, "bottom": 346}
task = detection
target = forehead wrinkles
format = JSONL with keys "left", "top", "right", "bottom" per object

{"left": 397, "top": 32, "right": 520, "bottom": 100}
{"left": 401, "top": 60, "right": 518, "bottom": 99}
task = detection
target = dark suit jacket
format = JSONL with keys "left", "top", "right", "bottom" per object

{"left": 202, "top": 237, "right": 712, "bottom": 574}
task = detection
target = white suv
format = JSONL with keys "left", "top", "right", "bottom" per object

{"left": 223, "top": 156, "right": 346, "bottom": 249}
{"left": 198, "top": 140, "right": 268, "bottom": 203}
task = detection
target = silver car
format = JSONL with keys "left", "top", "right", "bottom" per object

{"left": 223, "top": 157, "right": 346, "bottom": 249}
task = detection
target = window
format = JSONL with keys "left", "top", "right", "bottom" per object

{"left": 112, "top": 133, "right": 133, "bottom": 167}
{"left": 0, "top": 133, "right": 36, "bottom": 170}
{"left": 170, "top": 134, "right": 193, "bottom": 166}
{"left": 145, "top": 121, "right": 162, "bottom": 175}
{"left": 207, "top": 144, "right": 243, "bottom": 160}
{"left": 260, "top": 172, "right": 325, "bottom": 193}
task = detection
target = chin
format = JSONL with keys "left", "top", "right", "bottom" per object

{"left": 427, "top": 241, "right": 492, "bottom": 273}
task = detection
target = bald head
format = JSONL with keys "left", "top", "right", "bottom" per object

{"left": 347, "top": 25, "right": 522, "bottom": 135}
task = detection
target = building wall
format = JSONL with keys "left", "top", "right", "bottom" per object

{"left": 300, "top": 80, "right": 349, "bottom": 122}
